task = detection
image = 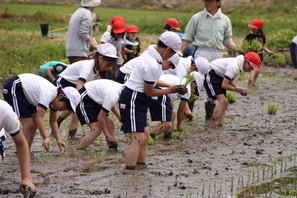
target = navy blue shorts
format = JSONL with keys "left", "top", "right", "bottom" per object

{"left": 115, "top": 70, "right": 130, "bottom": 84}
{"left": 76, "top": 88, "right": 104, "bottom": 125}
{"left": 3, "top": 76, "right": 37, "bottom": 118}
{"left": 0, "top": 135, "right": 7, "bottom": 159}
{"left": 119, "top": 87, "right": 149, "bottom": 133}
{"left": 204, "top": 69, "right": 226, "bottom": 100}
{"left": 148, "top": 94, "right": 172, "bottom": 122}
{"left": 54, "top": 76, "right": 76, "bottom": 88}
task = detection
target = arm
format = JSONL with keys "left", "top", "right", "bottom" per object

{"left": 97, "top": 110, "right": 116, "bottom": 143}
{"left": 262, "top": 45, "right": 274, "bottom": 55}
{"left": 181, "top": 40, "right": 190, "bottom": 55}
{"left": 76, "top": 80, "right": 85, "bottom": 91}
{"left": 156, "top": 79, "right": 172, "bottom": 88}
{"left": 221, "top": 78, "right": 247, "bottom": 96}
{"left": 49, "top": 110, "right": 67, "bottom": 150}
{"left": 144, "top": 83, "right": 177, "bottom": 97}
{"left": 34, "top": 107, "right": 50, "bottom": 151}
{"left": 225, "top": 41, "right": 238, "bottom": 52}
{"left": 111, "top": 105, "right": 121, "bottom": 122}
{"left": 45, "top": 67, "right": 56, "bottom": 82}
{"left": 12, "top": 130, "right": 36, "bottom": 190}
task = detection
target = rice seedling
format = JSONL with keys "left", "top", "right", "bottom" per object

{"left": 237, "top": 40, "right": 262, "bottom": 54}
{"left": 226, "top": 92, "right": 236, "bottom": 103}
{"left": 93, "top": 153, "right": 101, "bottom": 169}
{"left": 147, "top": 135, "right": 154, "bottom": 145}
{"left": 265, "top": 53, "right": 286, "bottom": 66}
{"left": 267, "top": 103, "right": 279, "bottom": 115}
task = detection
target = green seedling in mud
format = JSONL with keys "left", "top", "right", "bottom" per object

{"left": 267, "top": 103, "right": 279, "bottom": 115}
{"left": 40, "top": 151, "right": 52, "bottom": 163}
{"left": 189, "top": 94, "right": 198, "bottom": 102}
{"left": 93, "top": 153, "right": 101, "bottom": 168}
{"left": 226, "top": 92, "right": 236, "bottom": 103}
{"left": 147, "top": 135, "right": 154, "bottom": 145}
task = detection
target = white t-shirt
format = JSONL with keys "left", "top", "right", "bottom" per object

{"left": 119, "top": 57, "right": 139, "bottom": 74}
{"left": 125, "top": 45, "right": 163, "bottom": 93}
{"left": 0, "top": 100, "right": 20, "bottom": 137}
{"left": 159, "top": 74, "right": 191, "bottom": 101}
{"left": 100, "top": 25, "right": 111, "bottom": 43}
{"left": 162, "top": 56, "right": 192, "bottom": 78}
{"left": 84, "top": 79, "right": 123, "bottom": 112}
{"left": 18, "top": 74, "right": 58, "bottom": 109}
{"left": 190, "top": 71, "right": 205, "bottom": 95}
{"left": 292, "top": 36, "right": 297, "bottom": 44}
{"left": 209, "top": 55, "right": 244, "bottom": 80}
{"left": 59, "top": 59, "right": 98, "bottom": 84}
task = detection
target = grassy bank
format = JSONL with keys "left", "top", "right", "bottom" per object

{"left": 0, "top": 3, "right": 296, "bottom": 82}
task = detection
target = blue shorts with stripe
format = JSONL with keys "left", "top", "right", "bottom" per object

{"left": 54, "top": 76, "right": 76, "bottom": 88}
{"left": 0, "top": 135, "right": 7, "bottom": 159}
{"left": 204, "top": 69, "right": 226, "bottom": 100}
{"left": 3, "top": 76, "right": 36, "bottom": 118}
{"left": 76, "top": 87, "right": 103, "bottom": 125}
{"left": 119, "top": 87, "right": 149, "bottom": 133}
{"left": 148, "top": 92, "right": 172, "bottom": 122}
{"left": 115, "top": 70, "right": 130, "bottom": 84}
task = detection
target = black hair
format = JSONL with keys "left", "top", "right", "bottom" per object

{"left": 93, "top": 52, "right": 118, "bottom": 79}
{"left": 57, "top": 87, "right": 73, "bottom": 112}
{"left": 163, "top": 24, "right": 171, "bottom": 31}
{"left": 157, "top": 40, "right": 175, "bottom": 52}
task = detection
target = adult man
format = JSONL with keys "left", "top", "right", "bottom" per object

{"left": 180, "top": 0, "right": 238, "bottom": 121}
{"left": 66, "top": 0, "right": 101, "bottom": 64}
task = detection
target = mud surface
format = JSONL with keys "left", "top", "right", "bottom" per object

{"left": 1, "top": 66, "right": 297, "bottom": 198}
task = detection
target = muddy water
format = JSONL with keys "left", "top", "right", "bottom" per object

{"left": 1, "top": 66, "right": 297, "bottom": 197}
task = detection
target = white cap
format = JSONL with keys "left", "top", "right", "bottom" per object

{"left": 190, "top": 71, "right": 205, "bottom": 95}
{"left": 195, "top": 57, "right": 210, "bottom": 75}
{"left": 80, "top": 0, "right": 101, "bottom": 7}
{"left": 97, "top": 43, "right": 119, "bottom": 59}
{"left": 62, "top": 87, "right": 80, "bottom": 113}
{"left": 168, "top": 54, "right": 180, "bottom": 68}
{"left": 159, "top": 31, "right": 182, "bottom": 56}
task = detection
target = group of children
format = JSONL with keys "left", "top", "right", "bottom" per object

{"left": 0, "top": 13, "right": 272, "bottom": 196}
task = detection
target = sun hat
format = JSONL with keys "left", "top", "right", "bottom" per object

{"left": 80, "top": 0, "right": 101, "bottom": 7}
{"left": 97, "top": 43, "right": 119, "bottom": 59}
{"left": 194, "top": 57, "right": 210, "bottom": 75}
{"left": 168, "top": 54, "right": 180, "bottom": 68}
{"left": 244, "top": 52, "right": 261, "bottom": 71}
{"left": 159, "top": 31, "right": 182, "bottom": 56}
{"left": 62, "top": 87, "right": 80, "bottom": 113}
{"left": 112, "top": 20, "right": 126, "bottom": 34}
{"left": 126, "top": 25, "right": 139, "bottom": 33}
{"left": 166, "top": 18, "right": 181, "bottom": 31}
{"left": 248, "top": 19, "right": 264, "bottom": 29}
{"left": 111, "top": 15, "right": 124, "bottom": 24}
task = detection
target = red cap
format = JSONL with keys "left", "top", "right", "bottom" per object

{"left": 248, "top": 19, "right": 264, "bottom": 29}
{"left": 111, "top": 16, "right": 124, "bottom": 24}
{"left": 126, "top": 25, "right": 139, "bottom": 33}
{"left": 166, "top": 18, "right": 181, "bottom": 31}
{"left": 112, "top": 20, "right": 126, "bottom": 34}
{"left": 244, "top": 52, "right": 261, "bottom": 71}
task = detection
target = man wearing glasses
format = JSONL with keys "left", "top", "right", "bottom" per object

{"left": 181, "top": 0, "right": 239, "bottom": 122}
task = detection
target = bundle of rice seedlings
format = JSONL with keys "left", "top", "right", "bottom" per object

{"left": 226, "top": 92, "right": 236, "bottom": 103}
{"left": 237, "top": 40, "right": 262, "bottom": 54}
{"left": 265, "top": 53, "right": 286, "bottom": 66}
{"left": 267, "top": 104, "right": 279, "bottom": 115}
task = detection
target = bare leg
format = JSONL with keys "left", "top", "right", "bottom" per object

{"left": 125, "top": 131, "right": 147, "bottom": 167}
{"left": 248, "top": 70, "right": 260, "bottom": 87}
{"left": 78, "top": 122, "right": 101, "bottom": 149}
{"left": 137, "top": 128, "right": 149, "bottom": 163}
{"left": 19, "top": 117, "right": 37, "bottom": 149}
{"left": 149, "top": 121, "right": 172, "bottom": 135}
{"left": 209, "top": 95, "right": 228, "bottom": 128}
{"left": 294, "top": 69, "right": 297, "bottom": 79}
{"left": 68, "top": 113, "right": 79, "bottom": 139}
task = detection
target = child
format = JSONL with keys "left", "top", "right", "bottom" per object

{"left": 100, "top": 15, "right": 125, "bottom": 44}
{"left": 55, "top": 43, "right": 119, "bottom": 139}
{"left": 204, "top": 52, "right": 261, "bottom": 128}
{"left": 76, "top": 79, "right": 123, "bottom": 149}
{"left": 38, "top": 61, "right": 68, "bottom": 83}
{"left": 0, "top": 100, "right": 36, "bottom": 197}
{"left": 163, "top": 18, "right": 195, "bottom": 57}
{"left": 2, "top": 73, "right": 81, "bottom": 151}
{"left": 123, "top": 25, "right": 141, "bottom": 64}
{"left": 244, "top": 19, "right": 274, "bottom": 87}
{"left": 148, "top": 74, "right": 191, "bottom": 138}
{"left": 119, "top": 31, "right": 183, "bottom": 170}
{"left": 290, "top": 36, "right": 297, "bottom": 79}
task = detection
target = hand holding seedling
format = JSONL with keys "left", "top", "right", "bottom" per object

{"left": 176, "top": 85, "right": 188, "bottom": 95}
{"left": 106, "top": 136, "right": 118, "bottom": 149}
{"left": 57, "top": 140, "right": 68, "bottom": 151}
{"left": 236, "top": 87, "right": 247, "bottom": 96}
{"left": 20, "top": 184, "right": 37, "bottom": 198}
